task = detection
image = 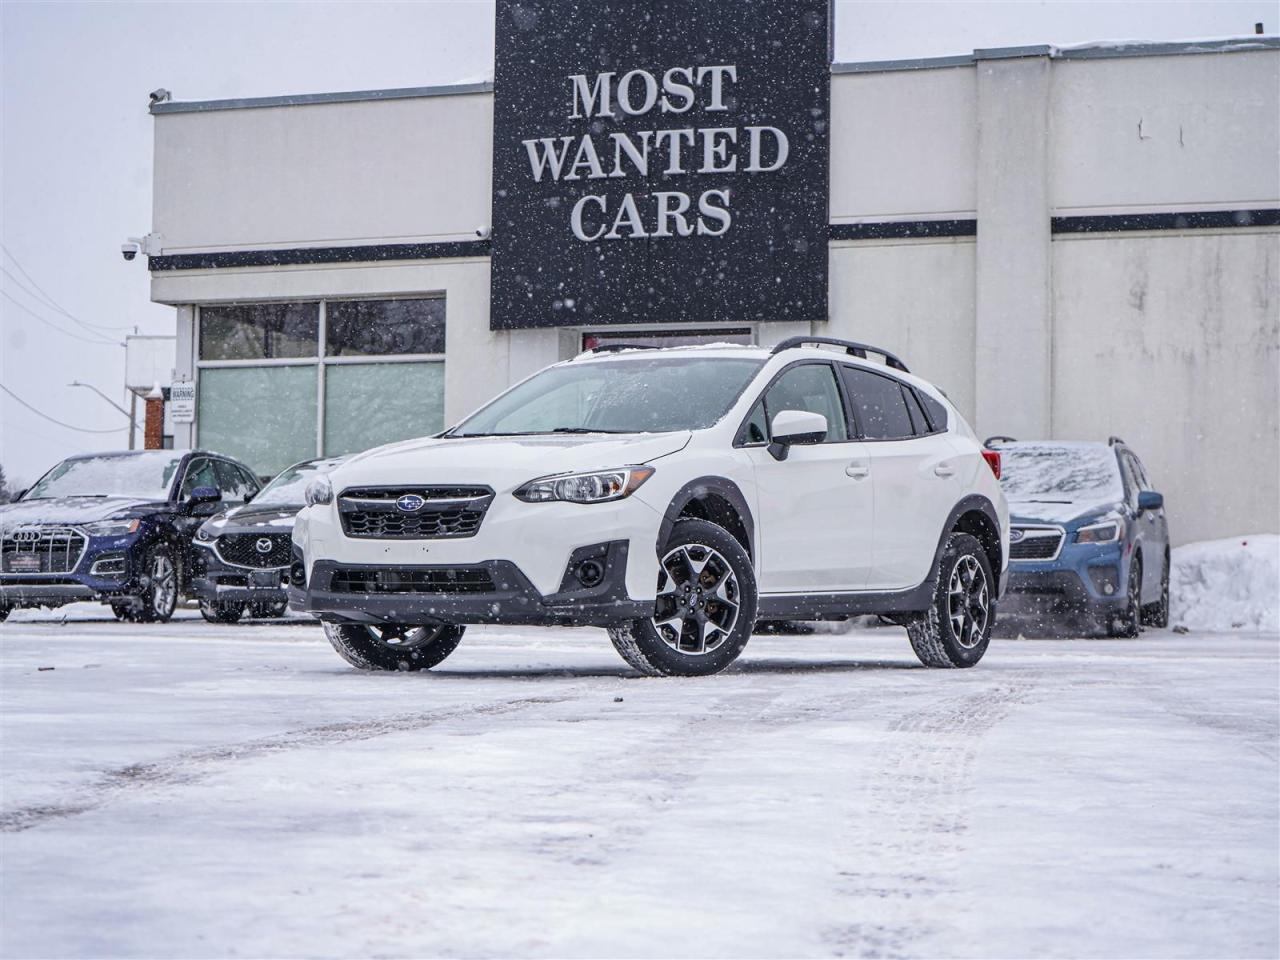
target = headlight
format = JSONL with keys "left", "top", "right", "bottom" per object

{"left": 1076, "top": 519, "right": 1123, "bottom": 544}
{"left": 304, "top": 476, "right": 333, "bottom": 506}
{"left": 84, "top": 518, "right": 140, "bottom": 537}
{"left": 514, "top": 466, "right": 655, "bottom": 504}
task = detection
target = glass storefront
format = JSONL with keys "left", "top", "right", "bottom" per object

{"left": 195, "top": 298, "right": 445, "bottom": 477}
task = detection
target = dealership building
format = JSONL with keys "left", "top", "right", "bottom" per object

{"left": 145, "top": 20, "right": 1279, "bottom": 546}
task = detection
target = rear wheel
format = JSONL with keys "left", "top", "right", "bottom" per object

{"left": 1108, "top": 557, "right": 1142, "bottom": 638}
{"left": 199, "top": 599, "right": 245, "bottom": 624}
{"left": 905, "top": 532, "right": 994, "bottom": 668}
{"left": 607, "top": 518, "right": 757, "bottom": 677}
{"left": 1141, "top": 553, "right": 1170, "bottom": 629}
{"left": 324, "top": 621, "right": 465, "bottom": 671}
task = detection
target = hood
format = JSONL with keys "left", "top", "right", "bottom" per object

{"left": 0, "top": 496, "right": 164, "bottom": 531}
{"left": 1008, "top": 496, "right": 1124, "bottom": 526}
{"left": 333, "top": 432, "right": 692, "bottom": 492}
{"left": 201, "top": 502, "right": 302, "bottom": 537}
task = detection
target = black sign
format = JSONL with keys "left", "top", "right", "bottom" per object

{"left": 490, "top": 0, "right": 831, "bottom": 330}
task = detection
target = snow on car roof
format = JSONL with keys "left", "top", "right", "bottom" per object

{"left": 570, "top": 343, "right": 768, "bottom": 362}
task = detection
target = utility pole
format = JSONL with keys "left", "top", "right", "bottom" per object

{"left": 68, "top": 381, "right": 137, "bottom": 449}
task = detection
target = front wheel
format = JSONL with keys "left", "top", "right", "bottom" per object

{"left": 607, "top": 518, "right": 758, "bottom": 677}
{"left": 1108, "top": 557, "right": 1142, "bottom": 638}
{"left": 905, "top": 532, "right": 994, "bottom": 668}
{"left": 123, "top": 546, "right": 179, "bottom": 623}
{"left": 324, "top": 621, "right": 465, "bottom": 671}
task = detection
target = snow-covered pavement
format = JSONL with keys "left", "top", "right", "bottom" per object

{"left": 1, "top": 610, "right": 1276, "bottom": 959}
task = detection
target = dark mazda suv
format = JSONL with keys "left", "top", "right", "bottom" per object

{"left": 190, "top": 456, "right": 347, "bottom": 623}
{"left": 0, "top": 450, "right": 260, "bottom": 622}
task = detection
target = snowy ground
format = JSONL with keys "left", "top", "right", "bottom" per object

{"left": 1, "top": 607, "right": 1277, "bottom": 959}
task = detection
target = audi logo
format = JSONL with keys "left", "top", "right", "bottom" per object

{"left": 396, "top": 494, "right": 426, "bottom": 513}
{"left": 255, "top": 537, "right": 274, "bottom": 554}
{"left": 12, "top": 529, "right": 40, "bottom": 543}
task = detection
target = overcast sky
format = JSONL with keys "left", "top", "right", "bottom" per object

{"left": 1, "top": 0, "right": 1273, "bottom": 485}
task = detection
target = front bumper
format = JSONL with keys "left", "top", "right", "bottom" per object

{"left": 293, "top": 540, "right": 650, "bottom": 627}
{"left": 1001, "top": 541, "right": 1129, "bottom": 622}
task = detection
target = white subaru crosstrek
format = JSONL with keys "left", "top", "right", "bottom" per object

{"left": 291, "top": 337, "right": 1008, "bottom": 676}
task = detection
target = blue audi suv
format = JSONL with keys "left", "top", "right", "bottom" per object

{"left": 0, "top": 450, "right": 260, "bottom": 622}
{"left": 990, "top": 437, "right": 1169, "bottom": 636}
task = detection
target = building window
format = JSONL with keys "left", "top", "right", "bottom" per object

{"left": 194, "top": 298, "right": 445, "bottom": 476}
{"left": 199, "top": 302, "right": 319, "bottom": 360}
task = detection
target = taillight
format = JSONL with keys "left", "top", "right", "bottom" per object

{"left": 982, "top": 449, "right": 1002, "bottom": 480}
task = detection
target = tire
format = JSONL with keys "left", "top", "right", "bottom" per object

{"left": 607, "top": 518, "right": 758, "bottom": 677}
{"left": 905, "top": 532, "right": 995, "bottom": 668}
{"left": 324, "top": 621, "right": 465, "bottom": 671}
{"left": 1141, "top": 552, "right": 1170, "bottom": 629}
{"left": 1108, "top": 556, "right": 1142, "bottom": 638}
{"left": 200, "top": 599, "right": 245, "bottom": 624}
{"left": 110, "top": 603, "right": 132, "bottom": 621}
{"left": 0, "top": 605, "right": 9, "bottom": 623}
{"left": 122, "top": 546, "right": 180, "bottom": 623}
{"left": 248, "top": 599, "right": 289, "bottom": 619}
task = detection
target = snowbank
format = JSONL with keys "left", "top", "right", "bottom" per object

{"left": 1170, "top": 535, "right": 1280, "bottom": 633}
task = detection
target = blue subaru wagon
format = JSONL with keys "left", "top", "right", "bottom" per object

{"left": 989, "top": 437, "right": 1170, "bottom": 636}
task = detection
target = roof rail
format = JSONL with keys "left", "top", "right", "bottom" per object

{"left": 771, "top": 336, "right": 910, "bottom": 373}
{"left": 584, "top": 342, "right": 662, "bottom": 354}
{"left": 983, "top": 435, "right": 1018, "bottom": 448}
{"left": 1108, "top": 435, "right": 1127, "bottom": 447}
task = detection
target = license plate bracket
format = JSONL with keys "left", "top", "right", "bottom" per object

{"left": 249, "top": 570, "right": 280, "bottom": 589}
{"left": 5, "top": 554, "right": 42, "bottom": 573}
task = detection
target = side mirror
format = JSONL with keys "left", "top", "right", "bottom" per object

{"left": 767, "top": 410, "right": 828, "bottom": 461}
{"left": 1137, "top": 490, "right": 1163, "bottom": 512}
{"left": 186, "top": 485, "right": 222, "bottom": 514}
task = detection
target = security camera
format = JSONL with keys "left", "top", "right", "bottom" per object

{"left": 476, "top": 226, "right": 492, "bottom": 239}
{"left": 149, "top": 88, "right": 171, "bottom": 105}
{"left": 121, "top": 242, "right": 139, "bottom": 261}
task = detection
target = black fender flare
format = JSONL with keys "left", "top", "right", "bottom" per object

{"left": 935, "top": 492, "right": 1003, "bottom": 574}
{"left": 655, "top": 476, "right": 756, "bottom": 559}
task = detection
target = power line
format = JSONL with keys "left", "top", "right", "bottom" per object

{"left": 0, "top": 289, "right": 123, "bottom": 347}
{"left": 0, "top": 245, "right": 134, "bottom": 333}
{"left": 0, "top": 383, "right": 128, "bottom": 434}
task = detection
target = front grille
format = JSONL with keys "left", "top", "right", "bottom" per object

{"left": 330, "top": 567, "right": 495, "bottom": 594}
{"left": 1, "top": 527, "right": 87, "bottom": 574}
{"left": 338, "top": 486, "right": 493, "bottom": 540}
{"left": 1009, "top": 527, "right": 1064, "bottom": 561}
{"left": 215, "top": 533, "right": 292, "bottom": 568}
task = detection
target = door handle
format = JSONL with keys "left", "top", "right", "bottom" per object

{"left": 846, "top": 461, "right": 869, "bottom": 480}
{"left": 934, "top": 463, "right": 955, "bottom": 478}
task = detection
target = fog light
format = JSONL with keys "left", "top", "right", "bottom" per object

{"left": 290, "top": 562, "right": 306, "bottom": 588}
{"left": 1088, "top": 565, "right": 1120, "bottom": 596}
{"left": 576, "top": 558, "right": 605, "bottom": 588}
{"left": 1103, "top": 583, "right": 1115, "bottom": 595}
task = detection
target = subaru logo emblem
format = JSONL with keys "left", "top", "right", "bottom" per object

{"left": 396, "top": 494, "right": 426, "bottom": 513}
{"left": 13, "top": 528, "right": 40, "bottom": 542}
{"left": 1009, "top": 529, "right": 1025, "bottom": 543}
{"left": 255, "top": 537, "right": 273, "bottom": 554}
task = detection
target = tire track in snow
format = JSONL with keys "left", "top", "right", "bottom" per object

{"left": 0, "top": 694, "right": 572, "bottom": 833}
{"left": 824, "top": 678, "right": 1037, "bottom": 959}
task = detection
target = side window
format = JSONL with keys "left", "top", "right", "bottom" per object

{"left": 215, "top": 461, "right": 257, "bottom": 501}
{"left": 762, "top": 364, "right": 849, "bottom": 443}
{"left": 840, "top": 366, "right": 915, "bottom": 440}
{"left": 180, "top": 458, "right": 219, "bottom": 498}
{"left": 917, "top": 389, "right": 948, "bottom": 432}
{"left": 901, "top": 385, "right": 932, "bottom": 436}
{"left": 1117, "top": 451, "right": 1141, "bottom": 504}
{"left": 740, "top": 399, "right": 769, "bottom": 445}
{"left": 1127, "top": 452, "right": 1151, "bottom": 491}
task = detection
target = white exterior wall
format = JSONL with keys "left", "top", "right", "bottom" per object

{"left": 150, "top": 45, "right": 1279, "bottom": 544}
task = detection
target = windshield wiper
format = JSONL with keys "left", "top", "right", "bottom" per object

{"left": 545, "top": 427, "right": 631, "bottom": 434}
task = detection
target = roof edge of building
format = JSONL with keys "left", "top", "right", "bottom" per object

{"left": 150, "top": 36, "right": 1279, "bottom": 114}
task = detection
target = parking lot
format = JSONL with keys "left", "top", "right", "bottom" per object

{"left": 1, "top": 609, "right": 1277, "bottom": 959}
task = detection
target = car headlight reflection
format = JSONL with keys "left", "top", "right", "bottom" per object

{"left": 83, "top": 518, "right": 140, "bottom": 537}
{"left": 1076, "top": 519, "right": 1123, "bottom": 544}
{"left": 514, "top": 466, "right": 655, "bottom": 504}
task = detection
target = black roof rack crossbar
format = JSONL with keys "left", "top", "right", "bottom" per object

{"left": 983, "top": 435, "right": 1018, "bottom": 448}
{"left": 1108, "top": 435, "right": 1127, "bottom": 447}
{"left": 771, "top": 336, "right": 910, "bottom": 373}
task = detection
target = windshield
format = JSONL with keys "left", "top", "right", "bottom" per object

{"left": 451, "top": 356, "right": 765, "bottom": 436}
{"left": 252, "top": 457, "right": 347, "bottom": 506}
{"left": 1000, "top": 445, "right": 1124, "bottom": 503}
{"left": 24, "top": 452, "right": 184, "bottom": 501}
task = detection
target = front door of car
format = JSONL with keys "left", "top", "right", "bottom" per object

{"left": 740, "top": 361, "right": 874, "bottom": 594}
{"left": 839, "top": 364, "right": 964, "bottom": 591}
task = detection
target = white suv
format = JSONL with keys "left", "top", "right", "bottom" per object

{"left": 291, "top": 337, "right": 1008, "bottom": 676}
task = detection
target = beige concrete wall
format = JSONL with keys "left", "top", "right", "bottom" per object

{"left": 152, "top": 93, "right": 493, "bottom": 252}
{"left": 1052, "top": 229, "right": 1280, "bottom": 544}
